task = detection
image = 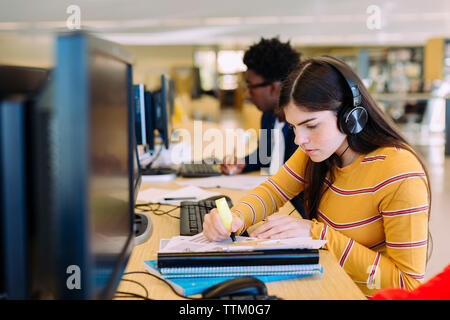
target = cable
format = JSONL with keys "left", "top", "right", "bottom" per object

{"left": 142, "top": 205, "right": 179, "bottom": 219}
{"left": 118, "top": 278, "right": 149, "bottom": 299}
{"left": 135, "top": 202, "right": 180, "bottom": 219}
{"left": 122, "top": 271, "right": 203, "bottom": 300}
{"left": 115, "top": 291, "right": 150, "bottom": 300}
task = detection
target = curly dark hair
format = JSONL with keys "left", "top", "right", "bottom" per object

{"left": 243, "top": 37, "right": 301, "bottom": 82}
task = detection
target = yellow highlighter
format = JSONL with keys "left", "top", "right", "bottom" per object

{"left": 215, "top": 197, "right": 237, "bottom": 244}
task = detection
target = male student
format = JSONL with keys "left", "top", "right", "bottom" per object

{"left": 220, "top": 37, "right": 305, "bottom": 216}
{"left": 221, "top": 37, "right": 300, "bottom": 175}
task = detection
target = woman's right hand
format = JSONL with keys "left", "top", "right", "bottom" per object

{"left": 220, "top": 155, "right": 246, "bottom": 175}
{"left": 202, "top": 208, "right": 244, "bottom": 242}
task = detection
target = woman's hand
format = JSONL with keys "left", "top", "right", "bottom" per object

{"left": 220, "top": 155, "right": 246, "bottom": 175}
{"left": 249, "top": 214, "right": 313, "bottom": 239}
{"left": 203, "top": 208, "right": 243, "bottom": 241}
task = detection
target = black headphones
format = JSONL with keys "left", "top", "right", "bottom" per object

{"left": 317, "top": 56, "right": 368, "bottom": 135}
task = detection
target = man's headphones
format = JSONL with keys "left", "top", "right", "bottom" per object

{"left": 317, "top": 56, "right": 368, "bottom": 135}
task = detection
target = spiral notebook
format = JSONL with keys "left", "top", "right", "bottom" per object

{"left": 144, "top": 260, "right": 322, "bottom": 296}
{"left": 160, "top": 263, "right": 323, "bottom": 278}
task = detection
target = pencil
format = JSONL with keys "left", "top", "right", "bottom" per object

{"left": 163, "top": 197, "right": 196, "bottom": 200}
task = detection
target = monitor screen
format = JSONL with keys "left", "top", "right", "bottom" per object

{"left": 52, "top": 32, "right": 135, "bottom": 299}
{"left": 167, "top": 76, "right": 175, "bottom": 117}
{"left": 133, "top": 84, "right": 147, "bottom": 146}
{"left": 132, "top": 128, "right": 142, "bottom": 204}
{"left": 144, "top": 90, "right": 155, "bottom": 153}
{"left": 152, "top": 74, "right": 173, "bottom": 149}
{"left": 89, "top": 51, "right": 131, "bottom": 279}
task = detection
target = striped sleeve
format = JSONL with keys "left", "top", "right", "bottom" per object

{"left": 311, "top": 218, "right": 425, "bottom": 296}
{"left": 231, "top": 148, "right": 308, "bottom": 234}
{"left": 377, "top": 172, "right": 429, "bottom": 288}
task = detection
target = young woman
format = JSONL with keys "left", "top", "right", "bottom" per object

{"left": 202, "top": 56, "right": 431, "bottom": 297}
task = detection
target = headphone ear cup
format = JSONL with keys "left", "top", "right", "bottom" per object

{"left": 341, "top": 106, "right": 368, "bottom": 135}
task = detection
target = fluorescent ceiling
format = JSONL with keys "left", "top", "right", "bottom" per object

{"left": 1, "top": 0, "right": 450, "bottom": 46}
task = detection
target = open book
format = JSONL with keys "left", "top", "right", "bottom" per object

{"left": 158, "top": 232, "right": 327, "bottom": 253}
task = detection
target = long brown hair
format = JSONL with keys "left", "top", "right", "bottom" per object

{"left": 278, "top": 56, "right": 432, "bottom": 257}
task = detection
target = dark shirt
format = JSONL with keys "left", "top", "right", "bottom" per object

{"left": 242, "top": 110, "right": 305, "bottom": 218}
{"left": 243, "top": 110, "right": 297, "bottom": 173}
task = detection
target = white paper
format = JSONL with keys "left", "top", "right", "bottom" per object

{"left": 158, "top": 233, "right": 254, "bottom": 253}
{"left": 137, "top": 186, "right": 221, "bottom": 205}
{"left": 177, "top": 175, "right": 268, "bottom": 190}
{"left": 137, "top": 187, "right": 172, "bottom": 202}
{"left": 158, "top": 232, "right": 327, "bottom": 253}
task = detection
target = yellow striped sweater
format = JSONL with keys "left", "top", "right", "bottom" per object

{"left": 231, "top": 146, "right": 429, "bottom": 297}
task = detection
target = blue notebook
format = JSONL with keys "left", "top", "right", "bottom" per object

{"left": 143, "top": 260, "right": 323, "bottom": 296}
{"left": 160, "top": 263, "right": 323, "bottom": 278}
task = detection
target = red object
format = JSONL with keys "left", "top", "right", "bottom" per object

{"left": 371, "top": 264, "right": 450, "bottom": 300}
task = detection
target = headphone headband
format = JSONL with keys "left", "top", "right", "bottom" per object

{"left": 318, "top": 56, "right": 362, "bottom": 107}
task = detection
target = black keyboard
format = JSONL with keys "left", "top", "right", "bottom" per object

{"left": 141, "top": 167, "right": 177, "bottom": 175}
{"left": 179, "top": 198, "right": 233, "bottom": 236}
{"left": 179, "top": 163, "right": 222, "bottom": 178}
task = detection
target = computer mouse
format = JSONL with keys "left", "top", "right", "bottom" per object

{"left": 202, "top": 277, "right": 267, "bottom": 299}
{"left": 205, "top": 195, "right": 233, "bottom": 208}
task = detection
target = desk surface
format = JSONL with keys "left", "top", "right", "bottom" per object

{"left": 117, "top": 175, "right": 366, "bottom": 300}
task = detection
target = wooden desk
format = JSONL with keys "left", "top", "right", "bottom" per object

{"left": 116, "top": 175, "right": 366, "bottom": 300}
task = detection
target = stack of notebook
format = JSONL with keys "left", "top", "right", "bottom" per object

{"left": 144, "top": 247, "right": 323, "bottom": 296}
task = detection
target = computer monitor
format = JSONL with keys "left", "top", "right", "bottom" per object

{"left": 0, "top": 65, "right": 49, "bottom": 100}
{"left": 191, "top": 66, "right": 203, "bottom": 99}
{"left": 1, "top": 33, "right": 138, "bottom": 300}
{"left": 144, "top": 90, "right": 155, "bottom": 153}
{"left": 133, "top": 84, "right": 147, "bottom": 146}
{"left": 50, "top": 31, "right": 135, "bottom": 299}
{"left": 132, "top": 134, "right": 142, "bottom": 204}
{"left": 152, "top": 74, "right": 173, "bottom": 149}
{"left": 0, "top": 65, "right": 51, "bottom": 299}
{"left": 167, "top": 77, "right": 175, "bottom": 117}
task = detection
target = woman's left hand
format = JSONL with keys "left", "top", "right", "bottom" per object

{"left": 249, "top": 214, "right": 313, "bottom": 239}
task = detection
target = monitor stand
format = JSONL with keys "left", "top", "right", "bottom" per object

{"left": 134, "top": 213, "right": 153, "bottom": 245}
